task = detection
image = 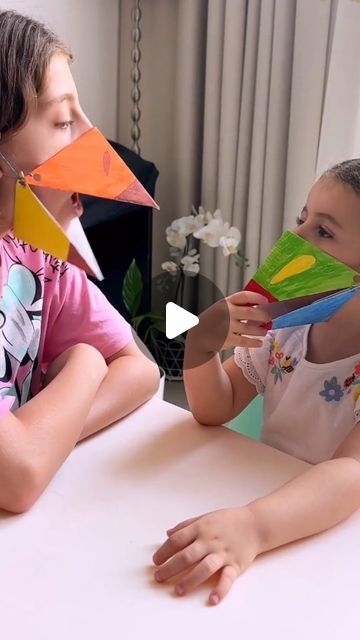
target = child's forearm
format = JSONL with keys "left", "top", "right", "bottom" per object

{"left": 184, "top": 331, "right": 235, "bottom": 425}
{"left": 0, "top": 344, "right": 107, "bottom": 512}
{"left": 78, "top": 354, "right": 160, "bottom": 440}
{"left": 248, "top": 457, "right": 360, "bottom": 554}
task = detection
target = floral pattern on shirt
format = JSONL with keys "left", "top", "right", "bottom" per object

{"left": 319, "top": 362, "right": 360, "bottom": 402}
{"left": 268, "top": 338, "right": 298, "bottom": 384}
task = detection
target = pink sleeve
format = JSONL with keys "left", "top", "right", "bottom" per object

{"left": 43, "top": 265, "right": 133, "bottom": 366}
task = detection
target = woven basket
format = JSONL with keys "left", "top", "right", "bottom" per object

{"left": 150, "top": 332, "right": 184, "bottom": 381}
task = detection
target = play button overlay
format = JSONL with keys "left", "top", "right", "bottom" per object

{"left": 144, "top": 271, "right": 231, "bottom": 373}
{"left": 166, "top": 302, "right": 199, "bottom": 339}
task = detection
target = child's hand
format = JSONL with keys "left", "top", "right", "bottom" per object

{"left": 221, "top": 290, "right": 271, "bottom": 349}
{"left": 188, "top": 291, "right": 271, "bottom": 355}
{"left": 153, "top": 506, "right": 261, "bottom": 605}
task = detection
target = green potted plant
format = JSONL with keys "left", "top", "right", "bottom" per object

{"left": 121, "top": 258, "right": 185, "bottom": 381}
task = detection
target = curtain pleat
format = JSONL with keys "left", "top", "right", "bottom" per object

{"left": 118, "top": 0, "right": 341, "bottom": 304}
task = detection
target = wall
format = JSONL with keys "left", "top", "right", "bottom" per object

{"left": 1, "top": 0, "right": 120, "bottom": 139}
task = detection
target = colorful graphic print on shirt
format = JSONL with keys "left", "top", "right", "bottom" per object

{"left": 268, "top": 337, "right": 298, "bottom": 384}
{"left": 0, "top": 235, "right": 68, "bottom": 410}
{"left": 0, "top": 263, "right": 42, "bottom": 409}
{"left": 319, "top": 362, "right": 360, "bottom": 403}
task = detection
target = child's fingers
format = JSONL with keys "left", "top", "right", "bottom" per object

{"left": 153, "top": 524, "right": 196, "bottom": 566}
{"left": 167, "top": 516, "right": 198, "bottom": 536}
{"left": 228, "top": 291, "right": 269, "bottom": 307}
{"left": 155, "top": 540, "right": 206, "bottom": 582}
{"left": 230, "top": 303, "right": 271, "bottom": 325}
{"left": 174, "top": 553, "right": 224, "bottom": 596}
{"left": 208, "top": 564, "right": 238, "bottom": 605}
{"left": 230, "top": 335, "right": 264, "bottom": 349}
{"left": 230, "top": 322, "right": 268, "bottom": 338}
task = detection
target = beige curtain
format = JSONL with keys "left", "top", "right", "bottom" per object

{"left": 117, "top": 0, "right": 336, "bottom": 302}
{"left": 317, "top": 0, "right": 360, "bottom": 175}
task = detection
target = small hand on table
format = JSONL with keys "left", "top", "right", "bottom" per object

{"left": 153, "top": 506, "right": 261, "bottom": 605}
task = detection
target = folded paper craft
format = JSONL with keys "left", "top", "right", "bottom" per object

{"left": 13, "top": 181, "right": 102, "bottom": 279}
{"left": 26, "top": 127, "right": 159, "bottom": 209}
{"left": 245, "top": 231, "right": 359, "bottom": 329}
{"left": 9, "top": 127, "right": 159, "bottom": 280}
{"left": 258, "top": 286, "right": 360, "bottom": 330}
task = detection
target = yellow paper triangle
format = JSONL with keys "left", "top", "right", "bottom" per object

{"left": 13, "top": 181, "right": 103, "bottom": 279}
{"left": 14, "top": 181, "right": 70, "bottom": 260}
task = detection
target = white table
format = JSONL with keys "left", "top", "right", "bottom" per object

{"left": 0, "top": 398, "right": 359, "bottom": 640}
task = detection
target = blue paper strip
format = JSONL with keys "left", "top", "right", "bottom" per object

{"left": 272, "top": 287, "right": 360, "bottom": 329}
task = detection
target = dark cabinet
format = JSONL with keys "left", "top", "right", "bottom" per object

{"left": 80, "top": 141, "right": 158, "bottom": 320}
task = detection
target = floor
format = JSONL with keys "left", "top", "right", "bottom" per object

{"left": 164, "top": 379, "right": 188, "bottom": 410}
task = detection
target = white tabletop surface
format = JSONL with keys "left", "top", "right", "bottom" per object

{"left": 0, "top": 397, "right": 359, "bottom": 640}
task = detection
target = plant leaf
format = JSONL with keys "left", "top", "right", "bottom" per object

{"left": 152, "top": 320, "right": 167, "bottom": 334}
{"left": 144, "top": 320, "right": 166, "bottom": 344}
{"left": 132, "top": 312, "right": 165, "bottom": 332}
{"left": 122, "top": 259, "right": 143, "bottom": 318}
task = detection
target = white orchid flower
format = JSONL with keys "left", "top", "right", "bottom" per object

{"left": 181, "top": 253, "right": 200, "bottom": 266}
{"left": 161, "top": 260, "right": 179, "bottom": 274}
{"left": 193, "top": 216, "right": 227, "bottom": 247}
{"left": 166, "top": 226, "right": 187, "bottom": 249}
{"left": 183, "top": 263, "right": 200, "bottom": 275}
{"left": 191, "top": 213, "right": 206, "bottom": 232}
{"left": 182, "top": 262, "right": 200, "bottom": 275}
{"left": 190, "top": 205, "right": 207, "bottom": 231}
{"left": 171, "top": 215, "right": 196, "bottom": 237}
{"left": 181, "top": 253, "right": 200, "bottom": 275}
{"left": 175, "top": 213, "right": 206, "bottom": 235}
{"left": 219, "top": 227, "right": 241, "bottom": 256}
{"left": 191, "top": 204, "right": 205, "bottom": 217}
{"left": 204, "top": 208, "right": 223, "bottom": 224}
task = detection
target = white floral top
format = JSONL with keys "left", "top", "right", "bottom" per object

{"left": 234, "top": 325, "right": 360, "bottom": 464}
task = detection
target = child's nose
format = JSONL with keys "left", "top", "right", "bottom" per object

{"left": 76, "top": 110, "right": 92, "bottom": 137}
{"left": 293, "top": 224, "right": 309, "bottom": 242}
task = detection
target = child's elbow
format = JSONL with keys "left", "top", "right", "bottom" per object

{"left": 189, "top": 405, "right": 230, "bottom": 427}
{"left": 0, "top": 462, "right": 44, "bottom": 514}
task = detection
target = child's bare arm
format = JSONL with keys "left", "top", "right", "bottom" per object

{"left": 249, "top": 423, "right": 360, "bottom": 552}
{"left": 0, "top": 343, "right": 107, "bottom": 513}
{"left": 153, "top": 424, "right": 360, "bottom": 605}
{"left": 184, "top": 350, "right": 258, "bottom": 425}
{"left": 183, "top": 291, "right": 270, "bottom": 425}
{"left": 78, "top": 340, "right": 160, "bottom": 440}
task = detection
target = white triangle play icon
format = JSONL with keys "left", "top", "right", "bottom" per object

{"left": 166, "top": 302, "right": 199, "bottom": 339}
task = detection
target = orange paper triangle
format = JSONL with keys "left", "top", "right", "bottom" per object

{"left": 26, "top": 127, "right": 159, "bottom": 209}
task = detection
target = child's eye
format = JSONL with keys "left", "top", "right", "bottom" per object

{"left": 318, "top": 226, "right": 333, "bottom": 239}
{"left": 55, "top": 120, "right": 74, "bottom": 130}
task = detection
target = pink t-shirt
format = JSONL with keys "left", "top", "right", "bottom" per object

{"left": 0, "top": 233, "right": 133, "bottom": 418}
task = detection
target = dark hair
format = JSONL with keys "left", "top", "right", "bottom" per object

{"left": 0, "top": 10, "right": 72, "bottom": 139}
{"left": 322, "top": 159, "right": 360, "bottom": 195}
